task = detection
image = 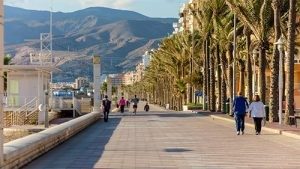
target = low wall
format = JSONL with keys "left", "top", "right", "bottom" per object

{"left": 2, "top": 112, "right": 101, "bottom": 169}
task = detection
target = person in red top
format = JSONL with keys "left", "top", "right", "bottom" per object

{"left": 119, "top": 97, "right": 126, "bottom": 113}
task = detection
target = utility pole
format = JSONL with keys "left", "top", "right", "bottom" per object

{"left": 0, "top": 0, "right": 4, "bottom": 165}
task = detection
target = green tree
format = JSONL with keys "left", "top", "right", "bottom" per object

{"left": 4, "top": 54, "right": 12, "bottom": 91}
{"left": 101, "top": 82, "right": 107, "bottom": 93}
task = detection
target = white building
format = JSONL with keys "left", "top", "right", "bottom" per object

{"left": 142, "top": 51, "right": 151, "bottom": 68}
{"left": 75, "top": 77, "right": 89, "bottom": 89}
{"left": 4, "top": 65, "right": 56, "bottom": 107}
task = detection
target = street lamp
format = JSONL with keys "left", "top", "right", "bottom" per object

{"left": 252, "top": 49, "right": 259, "bottom": 96}
{"left": 44, "top": 90, "right": 49, "bottom": 128}
{"left": 275, "top": 35, "right": 285, "bottom": 125}
{"left": 200, "top": 67, "right": 205, "bottom": 110}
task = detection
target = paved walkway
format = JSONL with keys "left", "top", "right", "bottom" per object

{"left": 23, "top": 103, "right": 300, "bottom": 169}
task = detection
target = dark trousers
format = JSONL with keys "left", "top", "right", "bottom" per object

{"left": 253, "top": 117, "right": 263, "bottom": 133}
{"left": 103, "top": 109, "right": 110, "bottom": 122}
{"left": 235, "top": 114, "right": 245, "bottom": 132}
{"left": 120, "top": 105, "right": 125, "bottom": 113}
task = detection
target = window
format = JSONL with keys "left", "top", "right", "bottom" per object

{"left": 8, "top": 80, "right": 19, "bottom": 106}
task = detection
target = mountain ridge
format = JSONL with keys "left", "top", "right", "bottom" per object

{"left": 4, "top": 5, "right": 176, "bottom": 82}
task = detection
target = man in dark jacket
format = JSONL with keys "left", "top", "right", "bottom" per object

{"left": 102, "top": 95, "right": 111, "bottom": 122}
{"left": 233, "top": 92, "right": 249, "bottom": 135}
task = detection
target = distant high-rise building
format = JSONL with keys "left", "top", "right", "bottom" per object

{"left": 75, "top": 77, "right": 89, "bottom": 89}
{"left": 142, "top": 51, "right": 151, "bottom": 68}
{"left": 109, "top": 74, "right": 124, "bottom": 87}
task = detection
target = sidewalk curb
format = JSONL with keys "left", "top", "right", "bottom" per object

{"left": 281, "top": 131, "right": 300, "bottom": 139}
{"left": 209, "top": 115, "right": 296, "bottom": 137}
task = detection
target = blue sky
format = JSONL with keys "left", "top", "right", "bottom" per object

{"left": 4, "top": 0, "right": 187, "bottom": 18}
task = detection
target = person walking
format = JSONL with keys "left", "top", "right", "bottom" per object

{"left": 102, "top": 95, "right": 111, "bottom": 122}
{"left": 119, "top": 97, "right": 126, "bottom": 113}
{"left": 232, "top": 92, "right": 249, "bottom": 135}
{"left": 131, "top": 95, "right": 139, "bottom": 115}
{"left": 144, "top": 102, "right": 150, "bottom": 112}
{"left": 248, "top": 94, "right": 266, "bottom": 135}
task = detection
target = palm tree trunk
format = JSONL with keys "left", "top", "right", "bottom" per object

{"left": 210, "top": 48, "right": 216, "bottom": 112}
{"left": 285, "top": 0, "right": 296, "bottom": 124}
{"left": 245, "top": 27, "right": 253, "bottom": 102}
{"left": 216, "top": 44, "right": 222, "bottom": 112}
{"left": 269, "top": 0, "right": 281, "bottom": 122}
{"left": 188, "top": 56, "right": 193, "bottom": 104}
{"left": 206, "top": 38, "right": 211, "bottom": 110}
{"left": 221, "top": 52, "right": 227, "bottom": 113}
{"left": 258, "top": 43, "right": 267, "bottom": 104}
{"left": 239, "top": 61, "right": 246, "bottom": 95}
{"left": 203, "top": 40, "right": 208, "bottom": 110}
{"left": 227, "top": 43, "right": 234, "bottom": 113}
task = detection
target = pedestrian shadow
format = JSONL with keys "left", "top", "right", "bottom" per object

{"left": 22, "top": 117, "right": 122, "bottom": 169}
{"left": 243, "top": 133, "right": 280, "bottom": 136}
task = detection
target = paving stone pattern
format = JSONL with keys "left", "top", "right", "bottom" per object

{"left": 23, "top": 102, "right": 300, "bottom": 169}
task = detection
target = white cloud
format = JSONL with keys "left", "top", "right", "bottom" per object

{"left": 5, "top": 0, "right": 27, "bottom": 6}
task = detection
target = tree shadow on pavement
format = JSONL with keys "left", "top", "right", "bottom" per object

{"left": 22, "top": 117, "right": 122, "bottom": 169}
{"left": 131, "top": 113, "right": 198, "bottom": 118}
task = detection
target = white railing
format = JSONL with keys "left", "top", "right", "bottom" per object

{"left": 11, "top": 97, "right": 39, "bottom": 125}
{"left": 51, "top": 97, "right": 81, "bottom": 115}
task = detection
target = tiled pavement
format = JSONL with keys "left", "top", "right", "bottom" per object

{"left": 23, "top": 103, "right": 300, "bottom": 169}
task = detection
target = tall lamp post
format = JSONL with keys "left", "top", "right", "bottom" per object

{"left": 44, "top": 90, "right": 49, "bottom": 128}
{"left": 201, "top": 67, "right": 205, "bottom": 110}
{"left": 275, "top": 36, "right": 285, "bottom": 125}
{"left": 252, "top": 49, "right": 259, "bottom": 96}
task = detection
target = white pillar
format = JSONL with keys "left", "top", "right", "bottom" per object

{"left": 0, "top": 0, "right": 4, "bottom": 165}
{"left": 107, "top": 77, "right": 112, "bottom": 100}
{"left": 93, "top": 55, "right": 101, "bottom": 113}
{"left": 72, "top": 91, "right": 75, "bottom": 118}
{"left": 44, "top": 91, "right": 49, "bottom": 128}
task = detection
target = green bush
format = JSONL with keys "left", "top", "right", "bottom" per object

{"left": 187, "top": 103, "right": 203, "bottom": 110}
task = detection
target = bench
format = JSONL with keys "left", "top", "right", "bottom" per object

{"left": 289, "top": 116, "right": 300, "bottom": 127}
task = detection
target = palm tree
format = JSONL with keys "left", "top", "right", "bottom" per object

{"left": 285, "top": 0, "right": 297, "bottom": 124}
{"left": 226, "top": 0, "right": 273, "bottom": 104}
{"left": 209, "top": 40, "right": 216, "bottom": 111}
{"left": 190, "top": 0, "right": 214, "bottom": 110}
{"left": 269, "top": 0, "right": 281, "bottom": 122}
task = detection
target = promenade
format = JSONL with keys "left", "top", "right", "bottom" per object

{"left": 23, "top": 102, "right": 300, "bottom": 169}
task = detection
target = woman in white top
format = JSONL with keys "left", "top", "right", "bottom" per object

{"left": 247, "top": 95, "right": 266, "bottom": 135}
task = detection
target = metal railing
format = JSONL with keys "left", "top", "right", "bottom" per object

{"left": 11, "top": 97, "right": 39, "bottom": 125}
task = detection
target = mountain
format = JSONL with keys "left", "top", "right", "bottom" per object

{"left": 4, "top": 6, "right": 176, "bottom": 82}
